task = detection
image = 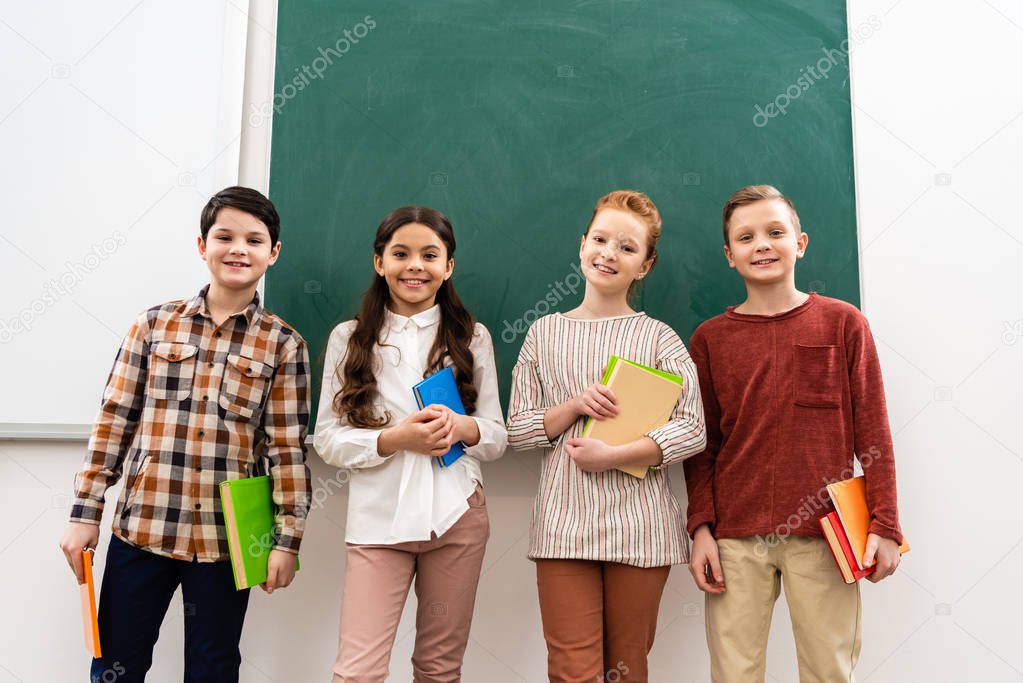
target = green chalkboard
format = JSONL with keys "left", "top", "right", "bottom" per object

{"left": 266, "top": 1, "right": 861, "bottom": 422}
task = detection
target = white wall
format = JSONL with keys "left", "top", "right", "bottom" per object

{"left": 2, "top": 0, "right": 1022, "bottom": 681}
{"left": 0, "top": 0, "right": 246, "bottom": 432}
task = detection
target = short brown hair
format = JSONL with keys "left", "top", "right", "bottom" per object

{"left": 721, "top": 185, "right": 800, "bottom": 245}
{"left": 586, "top": 189, "right": 663, "bottom": 270}
{"left": 200, "top": 186, "right": 281, "bottom": 244}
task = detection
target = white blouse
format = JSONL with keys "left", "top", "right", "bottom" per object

{"left": 313, "top": 305, "right": 507, "bottom": 544}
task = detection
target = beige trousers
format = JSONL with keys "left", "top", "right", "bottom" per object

{"left": 706, "top": 536, "right": 861, "bottom": 683}
{"left": 332, "top": 486, "right": 490, "bottom": 683}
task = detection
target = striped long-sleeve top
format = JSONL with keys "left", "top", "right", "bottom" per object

{"left": 506, "top": 312, "right": 706, "bottom": 567}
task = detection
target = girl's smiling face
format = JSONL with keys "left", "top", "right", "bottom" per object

{"left": 579, "top": 208, "right": 654, "bottom": 295}
{"left": 374, "top": 222, "right": 453, "bottom": 317}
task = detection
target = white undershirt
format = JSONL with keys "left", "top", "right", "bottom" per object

{"left": 313, "top": 305, "right": 507, "bottom": 544}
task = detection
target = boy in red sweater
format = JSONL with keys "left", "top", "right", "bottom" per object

{"left": 685, "top": 185, "right": 903, "bottom": 681}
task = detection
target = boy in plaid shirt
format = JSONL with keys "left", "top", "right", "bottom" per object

{"left": 59, "top": 187, "right": 312, "bottom": 683}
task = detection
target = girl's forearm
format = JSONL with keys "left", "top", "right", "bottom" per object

{"left": 542, "top": 398, "right": 581, "bottom": 440}
{"left": 610, "top": 436, "right": 663, "bottom": 468}
{"left": 455, "top": 414, "right": 481, "bottom": 446}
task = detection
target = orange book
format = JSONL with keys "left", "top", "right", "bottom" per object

{"left": 80, "top": 548, "right": 102, "bottom": 657}
{"left": 826, "top": 476, "right": 909, "bottom": 572}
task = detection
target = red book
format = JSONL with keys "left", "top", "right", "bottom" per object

{"left": 819, "top": 511, "right": 874, "bottom": 584}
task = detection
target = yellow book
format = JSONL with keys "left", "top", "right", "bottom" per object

{"left": 581, "top": 356, "right": 683, "bottom": 478}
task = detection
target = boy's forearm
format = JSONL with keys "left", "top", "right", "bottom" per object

{"left": 71, "top": 388, "right": 144, "bottom": 520}
{"left": 683, "top": 448, "right": 719, "bottom": 535}
{"left": 72, "top": 317, "right": 149, "bottom": 520}
{"left": 264, "top": 339, "right": 313, "bottom": 550}
{"left": 848, "top": 317, "right": 903, "bottom": 543}
{"left": 268, "top": 456, "right": 311, "bottom": 552}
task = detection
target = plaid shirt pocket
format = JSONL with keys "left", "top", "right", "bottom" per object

{"left": 219, "top": 353, "right": 275, "bottom": 418}
{"left": 148, "top": 341, "right": 198, "bottom": 401}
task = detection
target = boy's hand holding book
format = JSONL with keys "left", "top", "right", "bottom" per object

{"left": 261, "top": 549, "right": 297, "bottom": 594}
{"left": 59, "top": 521, "right": 100, "bottom": 584}
{"left": 862, "top": 533, "right": 900, "bottom": 582}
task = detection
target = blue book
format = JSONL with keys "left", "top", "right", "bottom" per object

{"left": 412, "top": 366, "right": 467, "bottom": 468}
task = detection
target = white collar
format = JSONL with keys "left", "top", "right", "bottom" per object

{"left": 385, "top": 304, "right": 441, "bottom": 333}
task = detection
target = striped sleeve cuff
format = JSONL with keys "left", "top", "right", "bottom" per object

{"left": 507, "top": 410, "right": 554, "bottom": 451}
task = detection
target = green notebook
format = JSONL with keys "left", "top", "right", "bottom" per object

{"left": 219, "top": 475, "right": 299, "bottom": 590}
{"left": 599, "top": 355, "right": 683, "bottom": 387}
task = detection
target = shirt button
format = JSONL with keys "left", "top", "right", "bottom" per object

{"left": 215, "top": 332, "right": 222, "bottom": 338}
{"left": 208, "top": 362, "right": 214, "bottom": 368}
{"left": 202, "top": 395, "right": 209, "bottom": 401}
{"left": 198, "top": 430, "right": 205, "bottom": 437}
{"left": 196, "top": 465, "right": 202, "bottom": 472}
{"left": 195, "top": 502, "right": 202, "bottom": 510}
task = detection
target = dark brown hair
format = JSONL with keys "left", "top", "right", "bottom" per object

{"left": 721, "top": 185, "right": 801, "bottom": 245}
{"left": 200, "top": 186, "right": 281, "bottom": 243}
{"left": 332, "top": 206, "right": 478, "bottom": 428}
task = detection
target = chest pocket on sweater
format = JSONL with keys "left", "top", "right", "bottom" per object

{"left": 219, "top": 354, "right": 275, "bottom": 419}
{"left": 148, "top": 342, "right": 198, "bottom": 401}
{"left": 793, "top": 344, "right": 843, "bottom": 408}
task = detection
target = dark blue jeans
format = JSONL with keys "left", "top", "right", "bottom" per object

{"left": 90, "top": 534, "right": 250, "bottom": 683}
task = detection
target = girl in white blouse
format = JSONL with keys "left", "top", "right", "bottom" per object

{"left": 314, "top": 206, "right": 507, "bottom": 682}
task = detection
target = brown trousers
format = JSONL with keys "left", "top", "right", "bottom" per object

{"left": 332, "top": 486, "right": 490, "bottom": 683}
{"left": 535, "top": 558, "right": 671, "bottom": 683}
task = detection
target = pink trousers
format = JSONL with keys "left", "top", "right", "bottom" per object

{"left": 332, "top": 485, "right": 490, "bottom": 683}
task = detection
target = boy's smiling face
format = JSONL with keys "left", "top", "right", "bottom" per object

{"left": 198, "top": 206, "right": 280, "bottom": 291}
{"left": 724, "top": 199, "right": 808, "bottom": 285}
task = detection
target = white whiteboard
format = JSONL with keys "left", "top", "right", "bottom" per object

{"left": 0, "top": 1, "right": 250, "bottom": 434}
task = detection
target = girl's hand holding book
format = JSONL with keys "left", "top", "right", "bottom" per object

{"left": 573, "top": 383, "right": 619, "bottom": 421}
{"left": 428, "top": 403, "right": 480, "bottom": 447}
{"left": 564, "top": 437, "right": 615, "bottom": 472}
{"left": 378, "top": 408, "right": 455, "bottom": 457}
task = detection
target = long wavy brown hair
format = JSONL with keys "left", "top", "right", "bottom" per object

{"left": 332, "top": 206, "right": 478, "bottom": 428}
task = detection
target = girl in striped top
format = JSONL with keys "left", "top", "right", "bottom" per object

{"left": 506, "top": 190, "right": 706, "bottom": 682}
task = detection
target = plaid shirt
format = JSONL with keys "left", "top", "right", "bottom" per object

{"left": 70, "top": 286, "right": 312, "bottom": 562}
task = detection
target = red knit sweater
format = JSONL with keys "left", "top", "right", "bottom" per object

{"left": 684, "top": 294, "right": 903, "bottom": 544}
